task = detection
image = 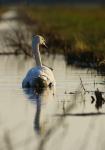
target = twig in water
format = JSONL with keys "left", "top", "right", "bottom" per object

{"left": 80, "top": 77, "right": 86, "bottom": 93}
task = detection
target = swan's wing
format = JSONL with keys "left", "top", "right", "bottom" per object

{"left": 22, "top": 66, "right": 55, "bottom": 88}
{"left": 40, "top": 66, "right": 56, "bottom": 85}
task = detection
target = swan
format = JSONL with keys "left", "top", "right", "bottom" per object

{"left": 22, "top": 35, "right": 56, "bottom": 93}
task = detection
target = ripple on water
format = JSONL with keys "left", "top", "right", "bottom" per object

{"left": 0, "top": 52, "right": 105, "bottom": 150}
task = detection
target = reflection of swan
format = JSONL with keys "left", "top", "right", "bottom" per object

{"left": 23, "top": 87, "right": 54, "bottom": 134}
{"left": 23, "top": 88, "right": 41, "bottom": 133}
{"left": 34, "top": 95, "right": 41, "bottom": 132}
{"left": 22, "top": 35, "right": 56, "bottom": 93}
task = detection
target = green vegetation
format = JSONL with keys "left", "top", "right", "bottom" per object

{"left": 21, "top": 6, "right": 105, "bottom": 68}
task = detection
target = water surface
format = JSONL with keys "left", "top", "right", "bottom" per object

{"left": 0, "top": 54, "right": 105, "bottom": 150}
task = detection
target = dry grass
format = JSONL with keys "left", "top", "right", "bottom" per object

{"left": 16, "top": 6, "right": 105, "bottom": 68}
{"left": 21, "top": 6, "right": 105, "bottom": 52}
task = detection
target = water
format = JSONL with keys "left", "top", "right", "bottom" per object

{"left": 0, "top": 10, "right": 105, "bottom": 150}
{"left": 0, "top": 54, "right": 105, "bottom": 150}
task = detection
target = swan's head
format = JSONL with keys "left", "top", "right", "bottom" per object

{"left": 32, "top": 35, "right": 47, "bottom": 49}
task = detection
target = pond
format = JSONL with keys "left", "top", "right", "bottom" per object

{"left": 0, "top": 54, "right": 105, "bottom": 150}
{"left": 0, "top": 9, "right": 105, "bottom": 150}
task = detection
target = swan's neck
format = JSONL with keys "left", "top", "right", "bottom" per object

{"left": 33, "top": 43, "right": 42, "bottom": 67}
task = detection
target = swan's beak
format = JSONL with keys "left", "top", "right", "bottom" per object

{"left": 43, "top": 43, "right": 48, "bottom": 49}
{"left": 42, "top": 40, "right": 48, "bottom": 49}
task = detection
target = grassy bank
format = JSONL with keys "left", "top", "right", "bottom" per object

{"left": 20, "top": 6, "right": 105, "bottom": 69}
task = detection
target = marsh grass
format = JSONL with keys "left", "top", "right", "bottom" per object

{"left": 2, "top": 6, "right": 105, "bottom": 70}
{"left": 22, "top": 6, "right": 105, "bottom": 49}
{"left": 19, "top": 6, "right": 105, "bottom": 68}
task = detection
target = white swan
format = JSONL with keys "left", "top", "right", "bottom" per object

{"left": 22, "top": 35, "right": 56, "bottom": 92}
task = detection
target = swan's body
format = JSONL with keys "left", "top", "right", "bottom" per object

{"left": 22, "top": 66, "right": 55, "bottom": 88}
{"left": 22, "top": 35, "right": 56, "bottom": 92}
